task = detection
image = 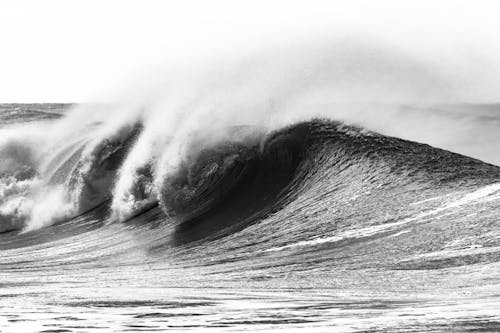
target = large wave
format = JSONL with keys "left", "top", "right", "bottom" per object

{"left": 2, "top": 41, "right": 500, "bottom": 233}
{"left": 2, "top": 113, "right": 500, "bottom": 236}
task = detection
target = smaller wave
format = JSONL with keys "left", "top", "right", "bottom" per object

{"left": 0, "top": 133, "right": 42, "bottom": 232}
{"left": 65, "top": 122, "right": 143, "bottom": 213}
{"left": 0, "top": 119, "right": 142, "bottom": 232}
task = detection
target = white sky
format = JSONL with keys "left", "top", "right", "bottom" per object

{"left": 1, "top": 0, "right": 500, "bottom": 102}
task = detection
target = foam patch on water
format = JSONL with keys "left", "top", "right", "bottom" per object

{"left": 443, "top": 183, "right": 500, "bottom": 209}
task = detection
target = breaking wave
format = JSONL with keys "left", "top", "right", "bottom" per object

{"left": 1, "top": 42, "right": 500, "bottom": 248}
{"left": 2, "top": 113, "right": 500, "bottom": 237}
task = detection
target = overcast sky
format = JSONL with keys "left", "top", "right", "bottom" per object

{"left": 1, "top": 0, "right": 500, "bottom": 102}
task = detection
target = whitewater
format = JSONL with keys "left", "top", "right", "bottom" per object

{"left": 2, "top": 45, "right": 500, "bottom": 332}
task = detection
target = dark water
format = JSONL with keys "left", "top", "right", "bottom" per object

{"left": 1, "top": 104, "right": 500, "bottom": 332}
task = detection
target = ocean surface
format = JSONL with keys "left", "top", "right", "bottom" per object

{"left": 2, "top": 104, "right": 500, "bottom": 332}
